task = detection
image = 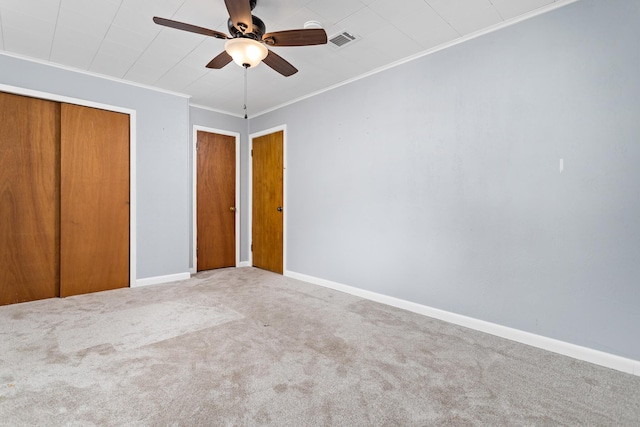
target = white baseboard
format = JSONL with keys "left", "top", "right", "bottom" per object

{"left": 284, "top": 270, "right": 640, "bottom": 377}
{"left": 133, "top": 272, "right": 191, "bottom": 288}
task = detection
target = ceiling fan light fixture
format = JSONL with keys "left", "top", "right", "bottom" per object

{"left": 225, "top": 38, "right": 268, "bottom": 68}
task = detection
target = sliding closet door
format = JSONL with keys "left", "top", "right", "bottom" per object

{"left": 0, "top": 93, "right": 60, "bottom": 306}
{"left": 60, "top": 104, "right": 130, "bottom": 297}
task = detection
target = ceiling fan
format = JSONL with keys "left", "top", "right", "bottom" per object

{"left": 153, "top": 0, "right": 328, "bottom": 77}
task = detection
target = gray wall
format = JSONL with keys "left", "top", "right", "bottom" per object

{"left": 189, "top": 106, "right": 249, "bottom": 267}
{"left": 250, "top": 0, "right": 640, "bottom": 360}
{"left": 0, "top": 54, "right": 191, "bottom": 280}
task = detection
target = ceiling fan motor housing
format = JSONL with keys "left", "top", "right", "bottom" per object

{"left": 228, "top": 15, "right": 265, "bottom": 40}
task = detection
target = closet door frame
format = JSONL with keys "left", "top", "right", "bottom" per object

{"left": 248, "top": 124, "right": 288, "bottom": 272}
{"left": 0, "top": 83, "right": 137, "bottom": 287}
{"left": 191, "top": 125, "right": 241, "bottom": 274}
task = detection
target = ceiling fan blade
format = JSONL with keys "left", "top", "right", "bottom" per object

{"left": 153, "top": 17, "right": 227, "bottom": 39}
{"left": 262, "top": 29, "right": 327, "bottom": 47}
{"left": 262, "top": 50, "right": 298, "bottom": 77}
{"left": 206, "top": 51, "right": 233, "bottom": 69}
{"left": 225, "top": 0, "right": 253, "bottom": 34}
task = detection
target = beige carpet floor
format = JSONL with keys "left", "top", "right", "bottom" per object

{"left": 1, "top": 267, "right": 639, "bottom": 426}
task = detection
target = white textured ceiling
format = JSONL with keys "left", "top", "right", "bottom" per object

{"left": 0, "top": 0, "right": 571, "bottom": 116}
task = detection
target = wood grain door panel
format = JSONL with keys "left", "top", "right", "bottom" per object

{"left": 0, "top": 92, "right": 60, "bottom": 306}
{"left": 60, "top": 104, "right": 130, "bottom": 297}
{"left": 252, "top": 131, "right": 283, "bottom": 274}
{"left": 197, "top": 131, "right": 236, "bottom": 271}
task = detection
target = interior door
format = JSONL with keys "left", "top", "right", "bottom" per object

{"left": 0, "top": 92, "right": 60, "bottom": 306}
{"left": 252, "top": 130, "right": 283, "bottom": 274}
{"left": 60, "top": 104, "right": 130, "bottom": 297}
{"left": 196, "top": 131, "right": 236, "bottom": 271}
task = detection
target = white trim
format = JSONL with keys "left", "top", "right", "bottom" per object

{"left": 192, "top": 126, "right": 241, "bottom": 273}
{"left": 0, "top": 83, "right": 135, "bottom": 115}
{"left": 284, "top": 270, "right": 640, "bottom": 377}
{"left": 133, "top": 272, "right": 191, "bottom": 288}
{"left": 0, "top": 83, "right": 138, "bottom": 288}
{"left": 129, "top": 113, "right": 137, "bottom": 288}
{"left": 0, "top": 51, "right": 190, "bottom": 100}
{"left": 237, "top": 261, "right": 252, "bottom": 268}
{"left": 249, "top": 125, "right": 288, "bottom": 140}
{"left": 189, "top": 102, "right": 244, "bottom": 119}
{"left": 251, "top": 0, "right": 580, "bottom": 118}
{"left": 248, "top": 125, "right": 287, "bottom": 272}
{"left": 248, "top": 135, "right": 253, "bottom": 267}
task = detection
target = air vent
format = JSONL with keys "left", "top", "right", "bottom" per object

{"left": 328, "top": 31, "right": 360, "bottom": 50}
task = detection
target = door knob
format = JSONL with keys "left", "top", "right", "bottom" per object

{"left": 230, "top": 207, "right": 236, "bottom": 212}
{"left": 277, "top": 206, "right": 283, "bottom": 212}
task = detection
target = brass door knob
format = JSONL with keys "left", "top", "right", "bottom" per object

{"left": 277, "top": 206, "right": 283, "bottom": 212}
{"left": 230, "top": 207, "right": 236, "bottom": 212}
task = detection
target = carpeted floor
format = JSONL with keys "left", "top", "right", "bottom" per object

{"left": 1, "top": 267, "right": 639, "bottom": 426}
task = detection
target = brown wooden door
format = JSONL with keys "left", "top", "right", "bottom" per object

{"left": 60, "top": 104, "right": 130, "bottom": 297}
{"left": 197, "top": 131, "right": 236, "bottom": 271}
{"left": 252, "top": 130, "right": 283, "bottom": 274}
{"left": 0, "top": 92, "right": 60, "bottom": 306}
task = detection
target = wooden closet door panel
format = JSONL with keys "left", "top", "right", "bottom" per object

{"left": 197, "top": 131, "right": 236, "bottom": 271}
{"left": 0, "top": 92, "right": 60, "bottom": 306}
{"left": 252, "top": 131, "right": 283, "bottom": 274}
{"left": 60, "top": 104, "right": 129, "bottom": 297}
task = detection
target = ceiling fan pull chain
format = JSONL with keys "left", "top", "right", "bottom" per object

{"left": 244, "top": 64, "right": 248, "bottom": 120}
{"left": 244, "top": 64, "right": 251, "bottom": 150}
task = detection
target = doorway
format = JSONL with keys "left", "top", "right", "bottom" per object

{"left": 194, "top": 127, "right": 240, "bottom": 272}
{"left": 251, "top": 128, "right": 285, "bottom": 274}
